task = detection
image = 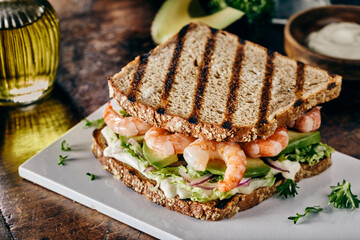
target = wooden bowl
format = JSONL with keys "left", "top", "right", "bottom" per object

{"left": 284, "top": 5, "right": 360, "bottom": 80}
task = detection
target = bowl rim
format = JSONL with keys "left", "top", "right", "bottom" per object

{"left": 284, "top": 4, "right": 360, "bottom": 64}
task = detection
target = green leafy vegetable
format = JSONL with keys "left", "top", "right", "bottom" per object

{"left": 195, "top": 0, "right": 274, "bottom": 23}
{"left": 86, "top": 172, "right": 96, "bottom": 181}
{"left": 288, "top": 206, "right": 323, "bottom": 224}
{"left": 83, "top": 118, "right": 104, "bottom": 129}
{"left": 120, "top": 137, "right": 147, "bottom": 164}
{"left": 58, "top": 155, "right": 68, "bottom": 166}
{"left": 278, "top": 142, "right": 334, "bottom": 166}
{"left": 119, "top": 109, "right": 131, "bottom": 117}
{"left": 61, "top": 140, "right": 71, "bottom": 151}
{"left": 226, "top": 0, "right": 274, "bottom": 23}
{"left": 328, "top": 180, "right": 359, "bottom": 211}
{"left": 277, "top": 179, "right": 299, "bottom": 198}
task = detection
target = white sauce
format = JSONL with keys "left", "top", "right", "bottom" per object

{"left": 269, "top": 158, "right": 300, "bottom": 180}
{"left": 306, "top": 22, "right": 360, "bottom": 60}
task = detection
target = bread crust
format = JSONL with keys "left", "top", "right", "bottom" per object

{"left": 109, "top": 22, "right": 342, "bottom": 142}
{"left": 110, "top": 83, "right": 341, "bottom": 142}
{"left": 92, "top": 128, "right": 332, "bottom": 221}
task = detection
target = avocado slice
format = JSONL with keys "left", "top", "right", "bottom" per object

{"left": 244, "top": 157, "right": 271, "bottom": 178}
{"left": 142, "top": 142, "right": 178, "bottom": 169}
{"left": 206, "top": 157, "right": 270, "bottom": 178}
{"left": 151, "top": 0, "right": 245, "bottom": 44}
{"left": 280, "top": 130, "right": 321, "bottom": 155}
{"left": 119, "top": 135, "right": 144, "bottom": 145}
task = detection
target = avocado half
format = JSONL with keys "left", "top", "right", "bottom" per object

{"left": 151, "top": 0, "right": 245, "bottom": 44}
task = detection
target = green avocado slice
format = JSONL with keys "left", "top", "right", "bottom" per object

{"left": 119, "top": 135, "right": 145, "bottom": 145}
{"left": 142, "top": 142, "right": 178, "bottom": 169}
{"left": 280, "top": 130, "right": 321, "bottom": 155}
{"left": 206, "top": 157, "right": 270, "bottom": 178}
{"left": 151, "top": 0, "right": 245, "bottom": 44}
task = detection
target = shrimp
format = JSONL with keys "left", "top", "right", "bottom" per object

{"left": 144, "top": 127, "right": 195, "bottom": 156}
{"left": 103, "top": 102, "right": 151, "bottom": 137}
{"left": 241, "top": 127, "right": 288, "bottom": 158}
{"left": 183, "top": 140, "right": 247, "bottom": 192}
{"left": 293, "top": 107, "right": 321, "bottom": 133}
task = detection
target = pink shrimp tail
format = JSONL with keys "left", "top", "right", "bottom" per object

{"left": 242, "top": 127, "right": 289, "bottom": 158}
{"left": 294, "top": 107, "right": 321, "bottom": 132}
{"left": 217, "top": 143, "right": 247, "bottom": 192}
{"left": 103, "top": 102, "right": 151, "bottom": 136}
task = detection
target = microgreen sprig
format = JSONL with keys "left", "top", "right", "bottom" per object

{"left": 86, "top": 172, "right": 96, "bottom": 181}
{"left": 288, "top": 206, "right": 323, "bottom": 224}
{"left": 61, "top": 140, "right": 71, "bottom": 151}
{"left": 277, "top": 179, "right": 299, "bottom": 198}
{"left": 58, "top": 155, "right": 68, "bottom": 166}
{"left": 83, "top": 118, "right": 104, "bottom": 129}
{"left": 328, "top": 180, "right": 359, "bottom": 211}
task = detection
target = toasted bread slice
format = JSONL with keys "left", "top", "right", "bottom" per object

{"left": 109, "top": 22, "right": 341, "bottom": 142}
{"left": 92, "top": 128, "right": 332, "bottom": 221}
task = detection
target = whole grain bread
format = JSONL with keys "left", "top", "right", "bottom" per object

{"left": 109, "top": 22, "right": 342, "bottom": 142}
{"left": 92, "top": 128, "right": 332, "bottom": 221}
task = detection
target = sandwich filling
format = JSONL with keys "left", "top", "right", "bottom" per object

{"left": 101, "top": 102, "right": 334, "bottom": 202}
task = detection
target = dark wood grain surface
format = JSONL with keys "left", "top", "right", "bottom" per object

{"left": 0, "top": 0, "right": 359, "bottom": 239}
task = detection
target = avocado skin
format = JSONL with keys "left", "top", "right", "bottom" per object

{"left": 280, "top": 130, "right": 321, "bottom": 155}
{"left": 142, "top": 142, "right": 178, "bottom": 169}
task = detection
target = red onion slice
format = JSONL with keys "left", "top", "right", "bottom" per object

{"left": 179, "top": 168, "right": 191, "bottom": 183}
{"left": 195, "top": 182, "right": 218, "bottom": 190}
{"left": 262, "top": 158, "right": 290, "bottom": 173}
{"left": 179, "top": 169, "right": 215, "bottom": 186}
{"left": 237, "top": 178, "right": 251, "bottom": 187}
{"left": 189, "top": 174, "right": 215, "bottom": 186}
{"left": 143, "top": 165, "right": 156, "bottom": 173}
{"left": 127, "top": 138, "right": 144, "bottom": 158}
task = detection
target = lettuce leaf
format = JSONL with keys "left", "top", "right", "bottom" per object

{"left": 278, "top": 142, "right": 335, "bottom": 166}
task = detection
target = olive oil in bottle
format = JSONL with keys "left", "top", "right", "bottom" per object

{"left": 0, "top": 0, "right": 60, "bottom": 105}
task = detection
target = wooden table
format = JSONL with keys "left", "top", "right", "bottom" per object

{"left": 1, "top": 1, "right": 359, "bottom": 239}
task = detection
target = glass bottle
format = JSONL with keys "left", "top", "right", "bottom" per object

{"left": 0, "top": 0, "right": 60, "bottom": 106}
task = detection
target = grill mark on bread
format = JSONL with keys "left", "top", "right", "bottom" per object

{"left": 257, "top": 50, "right": 275, "bottom": 127}
{"left": 294, "top": 61, "right": 305, "bottom": 108}
{"left": 222, "top": 39, "right": 246, "bottom": 129}
{"left": 188, "top": 28, "right": 218, "bottom": 124}
{"left": 128, "top": 53, "right": 151, "bottom": 102}
{"left": 157, "top": 24, "right": 190, "bottom": 115}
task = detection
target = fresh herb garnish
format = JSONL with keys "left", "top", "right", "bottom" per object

{"left": 277, "top": 179, "right": 299, "bottom": 198}
{"left": 83, "top": 118, "right": 104, "bottom": 129}
{"left": 58, "top": 155, "right": 68, "bottom": 166}
{"left": 61, "top": 140, "right": 71, "bottom": 151}
{"left": 328, "top": 180, "right": 359, "bottom": 211}
{"left": 190, "top": 0, "right": 274, "bottom": 24}
{"left": 86, "top": 172, "right": 95, "bottom": 181}
{"left": 288, "top": 206, "right": 323, "bottom": 224}
{"left": 119, "top": 110, "right": 131, "bottom": 117}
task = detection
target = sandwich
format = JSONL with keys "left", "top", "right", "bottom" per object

{"left": 92, "top": 22, "right": 342, "bottom": 220}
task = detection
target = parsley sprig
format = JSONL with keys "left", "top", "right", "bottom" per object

{"left": 328, "top": 180, "right": 360, "bottom": 211}
{"left": 61, "top": 140, "right": 71, "bottom": 151}
{"left": 277, "top": 179, "right": 299, "bottom": 198}
{"left": 83, "top": 118, "right": 104, "bottom": 129}
{"left": 288, "top": 206, "right": 323, "bottom": 224}
{"left": 58, "top": 155, "right": 68, "bottom": 166}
